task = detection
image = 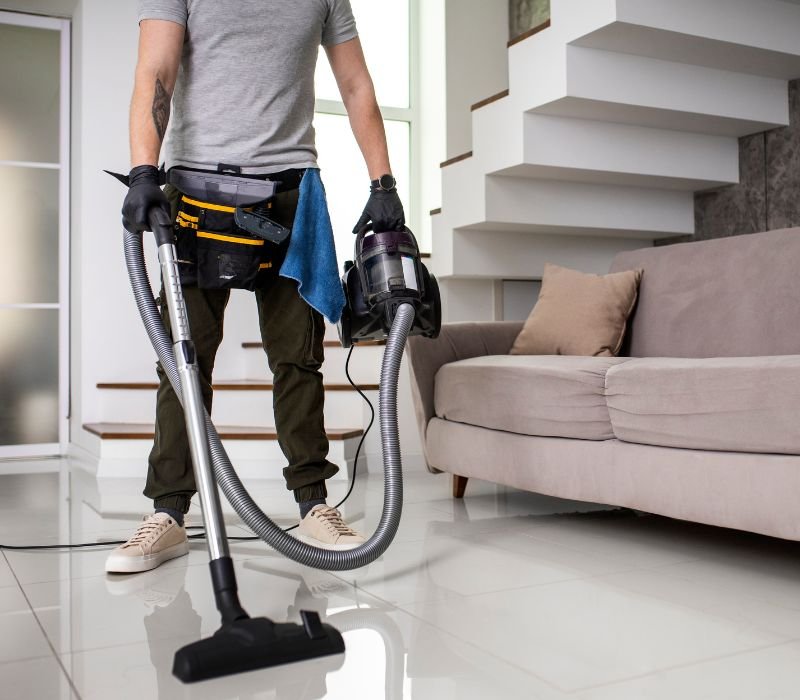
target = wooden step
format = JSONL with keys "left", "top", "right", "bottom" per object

{"left": 97, "top": 380, "right": 379, "bottom": 391}
{"left": 471, "top": 89, "right": 510, "bottom": 112}
{"left": 84, "top": 423, "right": 363, "bottom": 441}
{"left": 241, "top": 339, "right": 386, "bottom": 350}
{"left": 440, "top": 151, "right": 473, "bottom": 169}
{"left": 507, "top": 19, "right": 551, "bottom": 48}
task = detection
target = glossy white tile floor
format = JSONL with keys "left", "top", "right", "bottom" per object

{"left": 2, "top": 459, "right": 800, "bottom": 699}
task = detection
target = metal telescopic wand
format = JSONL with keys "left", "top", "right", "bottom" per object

{"left": 148, "top": 209, "right": 246, "bottom": 622}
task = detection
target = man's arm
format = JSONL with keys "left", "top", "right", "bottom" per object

{"left": 326, "top": 37, "right": 405, "bottom": 232}
{"left": 121, "top": 19, "right": 183, "bottom": 232}
{"left": 325, "top": 37, "right": 391, "bottom": 180}
{"left": 130, "top": 19, "right": 184, "bottom": 167}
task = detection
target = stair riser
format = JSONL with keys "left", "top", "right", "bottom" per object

{"left": 574, "top": 0, "right": 800, "bottom": 79}
{"left": 549, "top": 0, "right": 619, "bottom": 44}
{"left": 473, "top": 100, "right": 739, "bottom": 190}
{"left": 488, "top": 177, "right": 693, "bottom": 235}
{"left": 442, "top": 156, "right": 694, "bottom": 237}
{"left": 430, "top": 216, "right": 455, "bottom": 279}
{"left": 471, "top": 97, "right": 524, "bottom": 175}
{"left": 508, "top": 32, "right": 568, "bottom": 117}
{"left": 445, "top": 230, "right": 645, "bottom": 280}
{"left": 94, "top": 388, "right": 375, "bottom": 429}
{"left": 88, "top": 433, "right": 362, "bottom": 481}
{"left": 441, "top": 158, "right": 486, "bottom": 229}
{"left": 523, "top": 115, "right": 738, "bottom": 189}
{"left": 242, "top": 344, "right": 384, "bottom": 385}
{"left": 559, "top": 46, "right": 789, "bottom": 136}
{"left": 509, "top": 36, "right": 789, "bottom": 136}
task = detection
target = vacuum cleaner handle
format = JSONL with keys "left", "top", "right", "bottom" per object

{"left": 353, "top": 223, "right": 371, "bottom": 259}
{"left": 148, "top": 207, "right": 175, "bottom": 246}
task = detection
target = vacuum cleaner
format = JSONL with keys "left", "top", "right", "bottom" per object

{"left": 122, "top": 191, "right": 440, "bottom": 682}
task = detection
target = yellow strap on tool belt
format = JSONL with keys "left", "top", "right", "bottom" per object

{"left": 180, "top": 195, "right": 237, "bottom": 213}
{"left": 177, "top": 212, "right": 199, "bottom": 229}
{"left": 178, "top": 197, "right": 264, "bottom": 245}
{"left": 196, "top": 231, "right": 264, "bottom": 246}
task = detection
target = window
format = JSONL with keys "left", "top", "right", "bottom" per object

{"left": 314, "top": 0, "right": 415, "bottom": 269}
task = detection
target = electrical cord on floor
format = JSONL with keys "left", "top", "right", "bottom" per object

{"left": 0, "top": 344, "right": 375, "bottom": 551}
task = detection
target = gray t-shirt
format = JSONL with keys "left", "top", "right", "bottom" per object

{"left": 138, "top": 0, "right": 358, "bottom": 173}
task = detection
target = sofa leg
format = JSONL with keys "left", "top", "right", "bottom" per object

{"left": 452, "top": 474, "right": 468, "bottom": 499}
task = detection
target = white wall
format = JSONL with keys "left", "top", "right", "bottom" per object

{"left": 439, "top": 278, "right": 498, "bottom": 323}
{"left": 417, "top": 0, "right": 447, "bottom": 252}
{"left": 502, "top": 279, "right": 540, "bottom": 321}
{"left": 70, "top": 0, "right": 148, "bottom": 457}
{"left": 444, "top": 0, "right": 509, "bottom": 158}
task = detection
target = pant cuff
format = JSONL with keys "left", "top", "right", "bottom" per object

{"left": 285, "top": 459, "right": 339, "bottom": 499}
{"left": 153, "top": 494, "right": 193, "bottom": 514}
{"left": 293, "top": 480, "right": 328, "bottom": 503}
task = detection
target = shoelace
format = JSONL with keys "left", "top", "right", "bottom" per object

{"left": 313, "top": 507, "right": 358, "bottom": 536}
{"left": 123, "top": 517, "right": 169, "bottom": 548}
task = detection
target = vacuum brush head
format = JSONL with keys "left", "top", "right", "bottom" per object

{"left": 172, "top": 611, "right": 344, "bottom": 683}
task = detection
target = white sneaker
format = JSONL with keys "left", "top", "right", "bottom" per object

{"left": 105, "top": 513, "right": 189, "bottom": 574}
{"left": 297, "top": 505, "right": 366, "bottom": 550}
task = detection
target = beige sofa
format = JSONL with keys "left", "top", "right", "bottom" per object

{"left": 407, "top": 228, "right": 800, "bottom": 541}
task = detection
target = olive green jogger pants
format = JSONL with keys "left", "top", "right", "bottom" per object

{"left": 143, "top": 185, "right": 339, "bottom": 513}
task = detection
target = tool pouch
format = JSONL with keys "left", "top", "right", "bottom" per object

{"left": 169, "top": 169, "right": 283, "bottom": 290}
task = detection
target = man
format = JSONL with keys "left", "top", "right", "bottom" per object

{"left": 106, "top": 0, "right": 405, "bottom": 573}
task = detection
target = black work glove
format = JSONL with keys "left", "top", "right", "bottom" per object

{"left": 352, "top": 186, "right": 405, "bottom": 234}
{"left": 121, "top": 164, "right": 170, "bottom": 232}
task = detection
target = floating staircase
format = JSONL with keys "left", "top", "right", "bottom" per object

{"left": 433, "top": 0, "right": 800, "bottom": 295}
{"left": 83, "top": 329, "right": 385, "bottom": 479}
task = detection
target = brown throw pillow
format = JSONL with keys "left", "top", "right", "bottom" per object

{"left": 510, "top": 263, "right": 643, "bottom": 357}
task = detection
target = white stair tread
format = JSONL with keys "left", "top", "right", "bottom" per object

{"left": 83, "top": 422, "right": 363, "bottom": 440}
{"left": 97, "top": 380, "right": 378, "bottom": 391}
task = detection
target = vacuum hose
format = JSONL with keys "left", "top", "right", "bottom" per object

{"left": 123, "top": 227, "right": 414, "bottom": 571}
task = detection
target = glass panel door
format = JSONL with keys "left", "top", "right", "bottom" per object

{"left": 0, "top": 12, "right": 69, "bottom": 458}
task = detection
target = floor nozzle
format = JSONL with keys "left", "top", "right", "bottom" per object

{"left": 172, "top": 611, "right": 345, "bottom": 683}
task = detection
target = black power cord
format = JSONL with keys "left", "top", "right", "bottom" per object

{"left": 0, "top": 344, "right": 375, "bottom": 551}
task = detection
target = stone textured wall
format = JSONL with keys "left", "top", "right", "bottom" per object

{"left": 509, "top": 0, "right": 550, "bottom": 38}
{"left": 662, "top": 79, "right": 800, "bottom": 245}
{"left": 765, "top": 79, "right": 800, "bottom": 231}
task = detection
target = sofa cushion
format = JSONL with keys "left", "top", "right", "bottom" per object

{"left": 434, "top": 355, "right": 633, "bottom": 440}
{"left": 609, "top": 227, "right": 800, "bottom": 358}
{"left": 606, "top": 355, "right": 800, "bottom": 455}
{"left": 510, "top": 263, "right": 643, "bottom": 357}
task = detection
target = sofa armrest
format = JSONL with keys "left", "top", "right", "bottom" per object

{"left": 406, "top": 322, "right": 523, "bottom": 471}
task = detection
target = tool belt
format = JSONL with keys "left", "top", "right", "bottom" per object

{"left": 168, "top": 166, "right": 302, "bottom": 291}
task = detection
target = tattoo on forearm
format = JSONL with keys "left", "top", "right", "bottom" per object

{"left": 152, "top": 78, "right": 170, "bottom": 142}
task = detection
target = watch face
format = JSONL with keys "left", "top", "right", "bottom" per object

{"left": 379, "top": 174, "right": 396, "bottom": 191}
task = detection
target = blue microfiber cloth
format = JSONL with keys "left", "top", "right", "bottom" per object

{"left": 279, "top": 168, "right": 346, "bottom": 324}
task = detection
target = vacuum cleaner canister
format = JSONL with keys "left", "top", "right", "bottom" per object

{"left": 338, "top": 227, "right": 441, "bottom": 347}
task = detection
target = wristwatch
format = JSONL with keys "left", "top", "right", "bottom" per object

{"left": 371, "top": 173, "right": 397, "bottom": 192}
